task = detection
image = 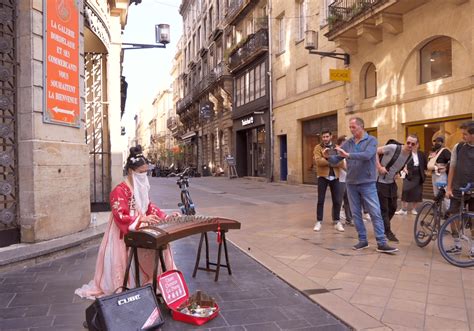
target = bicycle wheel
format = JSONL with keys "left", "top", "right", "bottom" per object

{"left": 181, "top": 191, "right": 196, "bottom": 215}
{"left": 438, "top": 213, "right": 474, "bottom": 268}
{"left": 414, "top": 201, "right": 437, "bottom": 247}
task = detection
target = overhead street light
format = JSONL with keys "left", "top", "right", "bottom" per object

{"left": 304, "top": 30, "right": 350, "bottom": 65}
{"left": 122, "top": 24, "right": 170, "bottom": 50}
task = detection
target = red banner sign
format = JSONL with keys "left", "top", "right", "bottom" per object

{"left": 44, "top": 0, "right": 80, "bottom": 127}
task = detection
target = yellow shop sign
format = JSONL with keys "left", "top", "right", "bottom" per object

{"left": 330, "top": 69, "right": 351, "bottom": 82}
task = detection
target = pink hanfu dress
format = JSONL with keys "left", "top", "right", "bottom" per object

{"left": 75, "top": 182, "right": 175, "bottom": 299}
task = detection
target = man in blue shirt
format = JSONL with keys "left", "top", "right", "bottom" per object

{"left": 325, "top": 117, "right": 398, "bottom": 253}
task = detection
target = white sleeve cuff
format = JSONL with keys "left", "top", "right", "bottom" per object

{"left": 128, "top": 216, "right": 141, "bottom": 231}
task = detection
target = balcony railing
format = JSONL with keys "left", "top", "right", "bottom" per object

{"left": 228, "top": 28, "right": 268, "bottom": 71}
{"left": 176, "top": 93, "right": 192, "bottom": 114}
{"left": 227, "top": 0, "right": 245, "bottom": 20}
{"left": 328, "top": 0, "right": 387, "bottom": 32}
{"left": 192, "top": 72, "right": 217, "bottom": 100}
{"left": 214, "top": 62, "right": 230, "bottom": 79}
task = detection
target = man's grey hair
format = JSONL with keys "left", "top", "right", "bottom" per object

{"left": 349, "top": 117, "right": 365, "bottom": 128}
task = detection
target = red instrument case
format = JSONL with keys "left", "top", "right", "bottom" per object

{"left": 157, "top": 270, "right": 219, "bottom": 326}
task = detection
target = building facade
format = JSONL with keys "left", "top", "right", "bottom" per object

{"left": 272, "top": 0, "right": 473, "bottom": 185}
{"left": 169, "top": 37, "right": 184, "bottom": 168}
{"left": 148, "top": 89, "right": 174, "bottom": 167}
{"left": 271, "top": 0, "right": 345, "bottom": 184}
{"left": 227, "top": 0, "right": 271, "bottom": 180}
{"left": 0, "top": 0, "right": 131, "bottom": 246}
{"left": 177, "top": 0, "right": 234, "bottom": 177}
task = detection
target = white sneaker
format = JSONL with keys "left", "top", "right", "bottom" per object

{"left": 340, "top": 211, "right": 346, "bottom": 221}
{"left": 411, "top": 210, "right": 418, "bottom": 215}
{"left": 313, "top": 221, "right": 322, "bottom": 232}
{"left": 334, "top": 222, "right": 345, "bottom": 232}
{"left": 395, "top": 209, "right": 407, "bottom": 215}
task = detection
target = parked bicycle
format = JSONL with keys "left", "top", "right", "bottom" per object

{"left": 437, "top": 182, "right": 474, "bottom": 268}
{"left": 169, "top": 167, "right": 196, "bottom": 215}
{"left": 413, "top": 182, "right": 447, "bottom": 247}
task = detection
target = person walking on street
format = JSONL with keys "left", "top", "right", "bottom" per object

{"left": 326, "top": 117, "right": 398, "bottom": 253}
{"left": 313, "top": 129, "right": 345, "bottom": 232}
{"left": 396, "top": 142, "right": 427, "bottom": 215}
{"left": 376, "top": 136, "right": 417, "bottom": 242}
{"left": 445, "top": 120, "right": 474, "bottom": 256}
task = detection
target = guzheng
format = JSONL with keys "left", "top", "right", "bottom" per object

{"left": 124, "top": 215, "right": 241, "bottom": 249}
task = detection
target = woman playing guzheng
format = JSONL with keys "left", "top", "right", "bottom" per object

{"left": 75, "top": 145, "right": 177, "bottom": 299}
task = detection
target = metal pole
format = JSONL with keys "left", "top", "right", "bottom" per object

{"left": 267, "top": 2, "right": 274, "bottom": 182}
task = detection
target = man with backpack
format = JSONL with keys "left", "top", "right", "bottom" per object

{"left": 376, "top": 135, "right": 417, "bottom": 242}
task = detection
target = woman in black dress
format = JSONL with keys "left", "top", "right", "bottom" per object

{"left": 396, "top": 143, "right": 427, "bottom": 215}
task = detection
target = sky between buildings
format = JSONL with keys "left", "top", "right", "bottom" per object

{"left": 122, "top": 0, "right": 183, "bottom": 139}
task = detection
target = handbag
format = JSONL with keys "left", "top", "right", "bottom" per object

{"left": 85, "top": 284, "right": 164, "bottom": 331}
{"left": 427, "top": 148, "right": 445, "bottom": 171}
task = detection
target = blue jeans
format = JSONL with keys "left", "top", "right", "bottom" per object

{"left": 346, "top": 182, "right": 387, "bottom": 245}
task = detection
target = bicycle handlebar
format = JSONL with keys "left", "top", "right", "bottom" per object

{"left": 167, "top": 167, "right": 190, "bottom": 178}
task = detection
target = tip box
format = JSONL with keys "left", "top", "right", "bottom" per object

{"left": 157, "top": 270, "right": 219, "bottom": 326}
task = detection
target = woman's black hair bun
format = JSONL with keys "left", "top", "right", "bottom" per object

{"left": 129, "top": 145, "right": 143, "bottom": 157}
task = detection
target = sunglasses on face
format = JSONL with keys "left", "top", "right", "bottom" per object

{"left": 406, "top": 142, "right": 417, "bottom": 146}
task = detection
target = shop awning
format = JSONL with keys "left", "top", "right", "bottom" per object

{"left": 181, "top": 131, "right": 197, "bottom": 140}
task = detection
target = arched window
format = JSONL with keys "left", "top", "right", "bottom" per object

{"left": 420, "top": 36, "right": 452, "bottom": 84}
{"left": 364, "top": 63, "right": 377, "bottom": 99}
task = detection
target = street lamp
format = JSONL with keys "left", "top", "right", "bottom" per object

{"left": 122, "top": 24, "right": 170, "bottom": 50}
{"left": 304, "top": 30, "right": 350, "bottom": 65}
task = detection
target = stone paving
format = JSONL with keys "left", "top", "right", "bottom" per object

{"left": 1, "top": 176, "right": 473, "bottom": 330}
{"left": 0, "top": 234, "right": 349, "bottom": 330}
{"left": 151, "top": 177, "right": 474, "bottom": 330}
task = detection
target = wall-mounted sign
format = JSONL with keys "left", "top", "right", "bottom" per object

{"left": 241, "top": 116, "right": 254, "bottom": 126}
{"left": 44, "top": 0, "right": 80, "bottom": 127}
{"left": 329, "top": 69, "right": 351, "bottom": 82}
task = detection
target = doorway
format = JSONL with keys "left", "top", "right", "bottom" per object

{"left": 279, "top": 135, "right": 288, "bottom": 181}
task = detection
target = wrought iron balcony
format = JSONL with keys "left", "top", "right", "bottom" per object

{"left": 192, "top": 72, "right": 217, "bottom": 100}
{"left": 226, "top": 0, "right": 249, "bottom": 24}
{"left": 228, "top": 28, "right": 268, "bottom": 72}
{"left": 176, "top": 93, "right": 192, "bottom": 115}
{"left": 326, "top": 0, "right": 428, "bottom": 40}
{"left": 328, "top": 0, "right": 386, "bottom": 31}
{"left": 214, "top": 62, "right": 230, "bottom": 80}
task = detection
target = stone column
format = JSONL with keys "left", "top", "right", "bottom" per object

{"left": 17, "top": 0, "right": 90, "bottom": 242}
{"left": 108, "top": 15, "right": 126, "bottom": 188}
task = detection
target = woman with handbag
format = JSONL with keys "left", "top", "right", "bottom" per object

{"left": 76, "top": 145, "right": 177, "bottom": 299}
{"left": 427, "top": 136, "right": 451, "bottom": 193}
{"left": 396, "top": 142, "right": 427, "bottom": 215}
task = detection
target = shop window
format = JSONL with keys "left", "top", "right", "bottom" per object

{"left": 249, "top": 68, "right": 255, "bottom": 102}
{"left": 420, "top": 37, "right": 452, "bottom": 84}
{"left": 364, "top": 63, "right": 377, "bottom": 99}
{"left": 260, "top": 63, "right": 266, "bottom": 97}
{"left": 296, "top": 0, "right": 306, "bottom": 41}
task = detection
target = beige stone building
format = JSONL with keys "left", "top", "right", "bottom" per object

{"left": 169, "top": 41, "right": 184, "bottom": 168}
{"left": 272, "top": 0, "right": 473, "bottom": 185}
{"left": 271, "top": 0, "right": 346, "bottom": 184}
{"left": 147, "top": 89, "right": 174, "bottom": 166}
{"left": 0, "top": 0, "right": 133, "bottom": 246}
{"left": 177, "top": 0, "right": 234, "bottom": 176}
